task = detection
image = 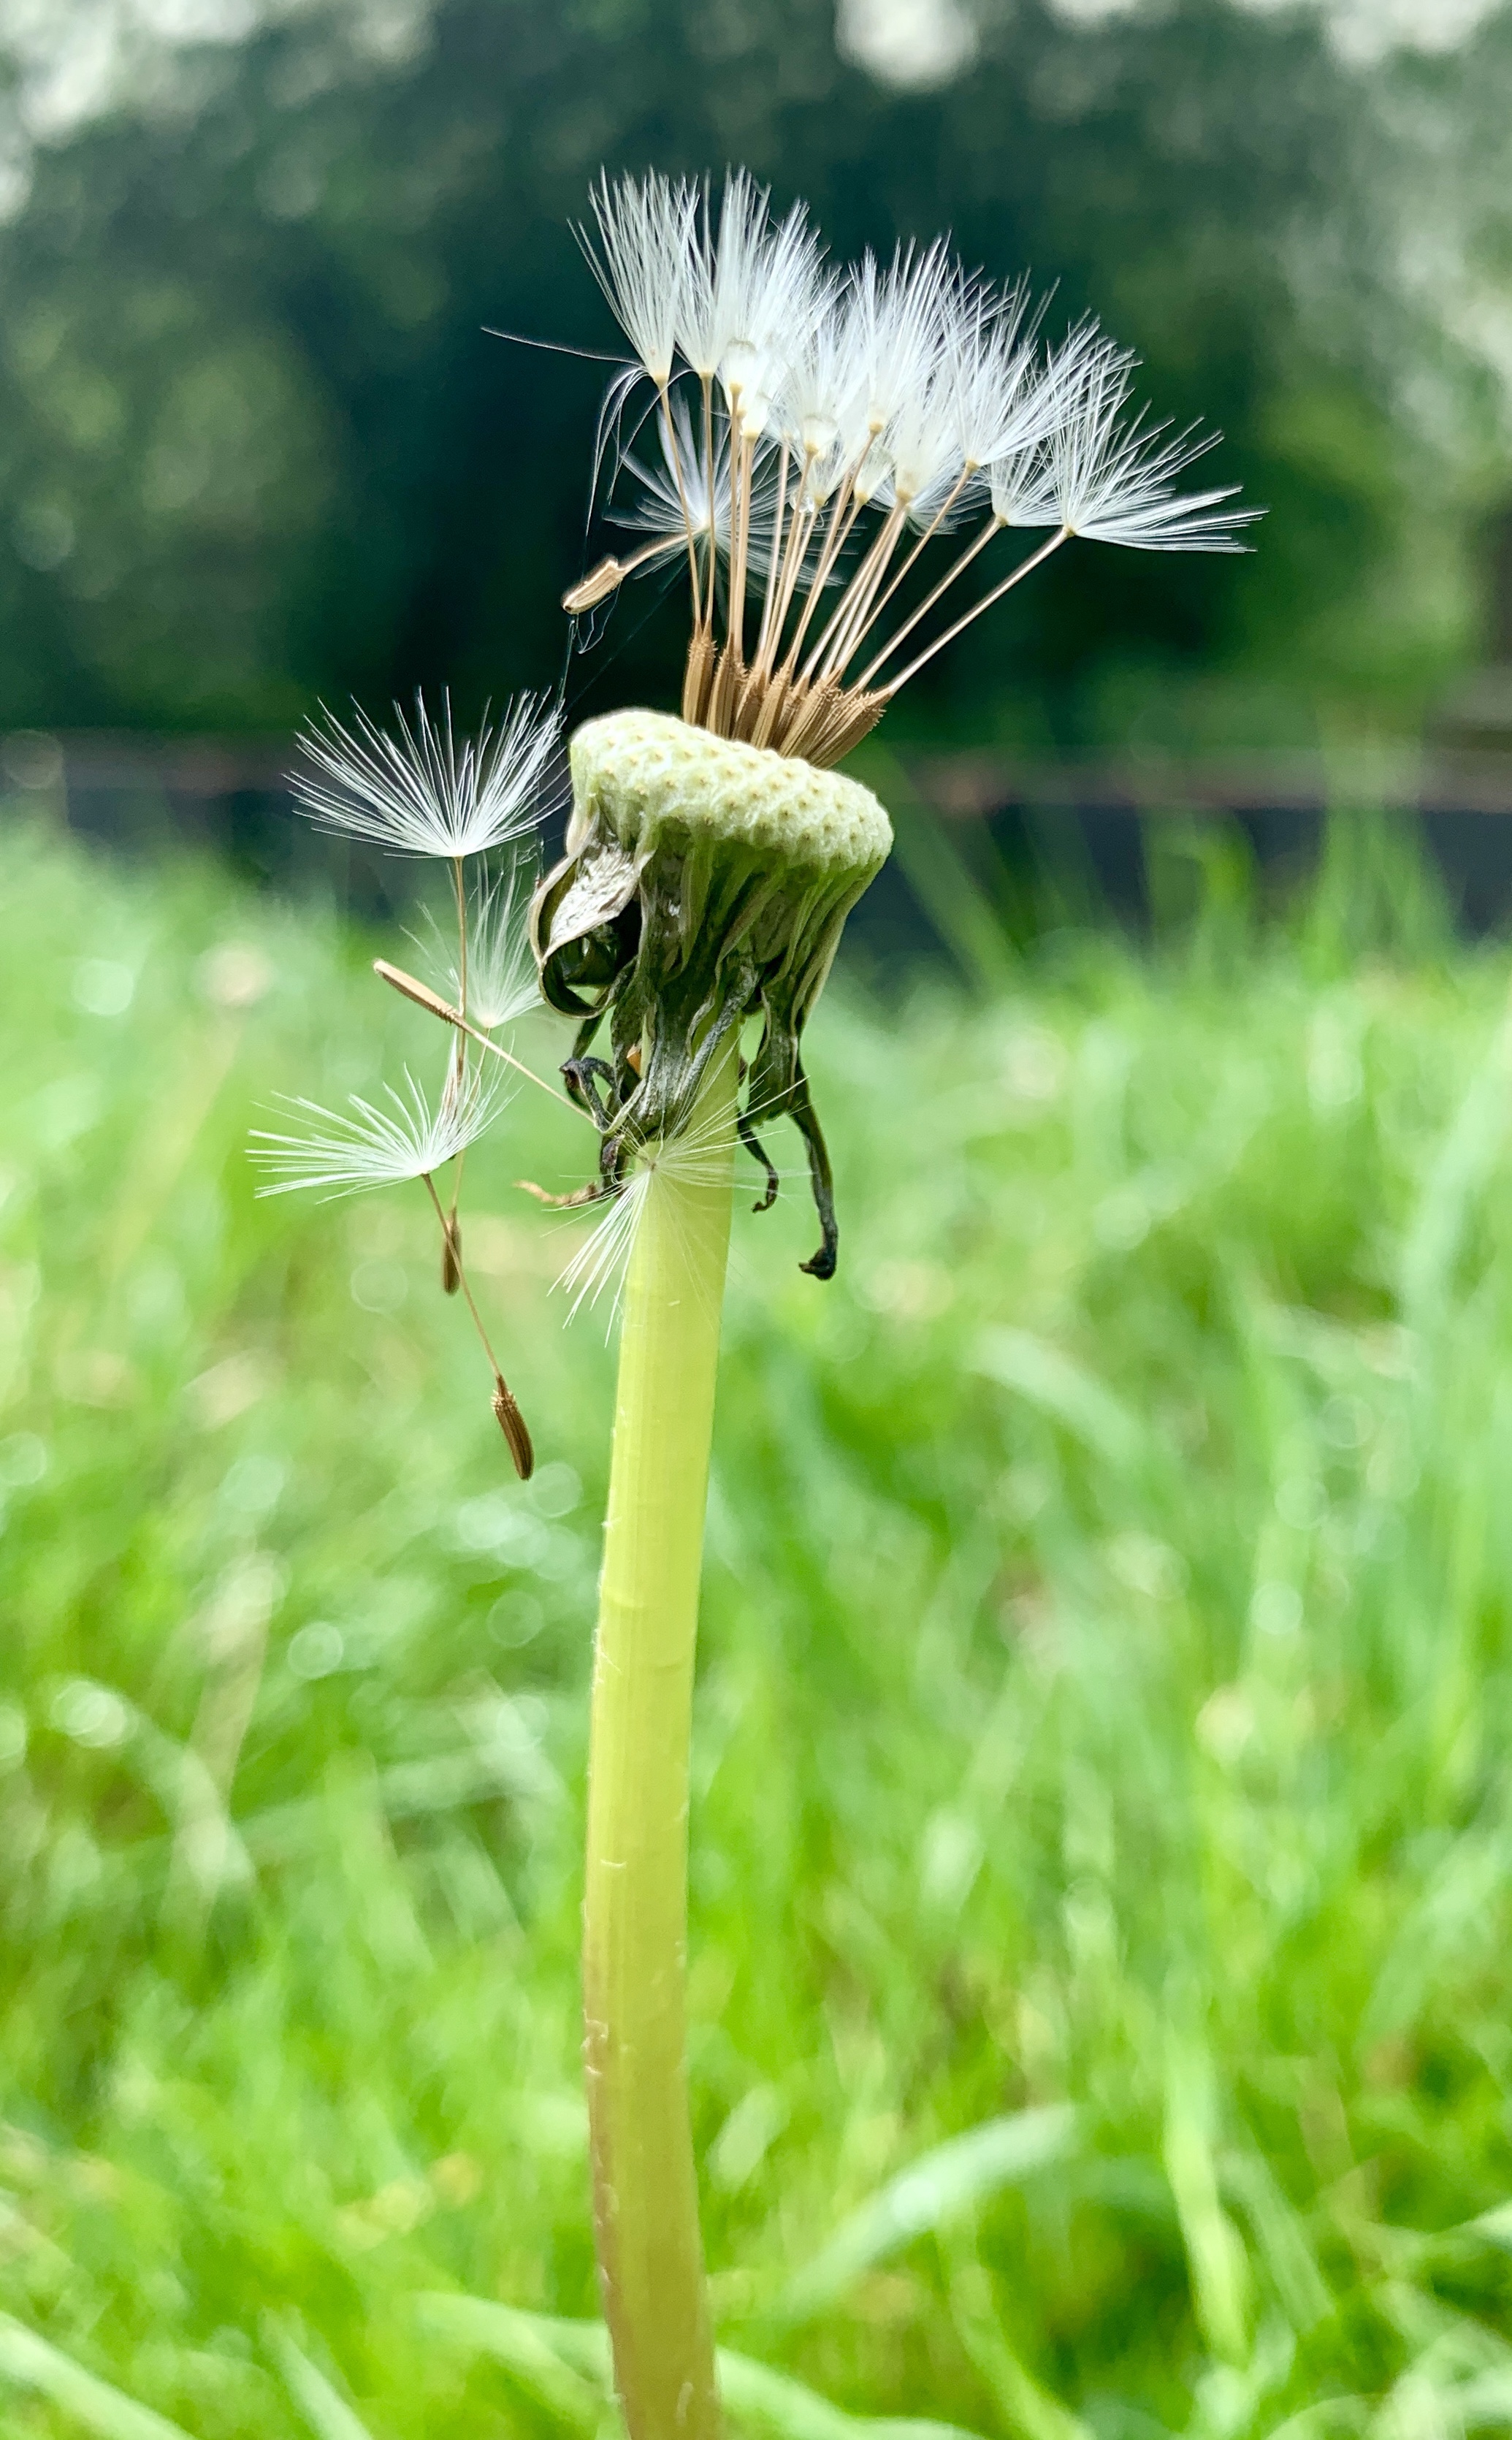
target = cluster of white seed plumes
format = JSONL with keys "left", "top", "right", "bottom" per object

{"left": 569, "top": 171, "right": 1259, "bottom": 769}
{"left": 251, "top": 693, "right": 570, "bottom": 1476}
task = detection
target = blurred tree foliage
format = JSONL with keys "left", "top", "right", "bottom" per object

{"left": 0, "top": 0, "right": 1503, "bottom": 746}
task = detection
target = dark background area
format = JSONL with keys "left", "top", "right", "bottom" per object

{"left": 4, "top": 0, "right": 1512, "bottom": 768}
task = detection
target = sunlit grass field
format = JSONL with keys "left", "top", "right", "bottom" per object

{"left": 4, "top": 799, "right": 1512, "bottom": 2440}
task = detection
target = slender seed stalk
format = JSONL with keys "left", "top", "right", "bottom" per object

{"left": 763, "top": 484, "right": 816, "bottom": 673}
{"left": 372, "top": 959, "right": 581, "bottom": 1109}
{"left": 584, "top": 1036, "right": 738, "bottom": 2440}
{"left": 841, "top": 466, "right": 974, "bottom": 670}
{"left": 809, "top": 499, "right": 907, "bottom": 684}
{"left": 798, "top": 492, "right": 898, "bottom": 684}
{"left": 658, "top": 378, "right": 704, "bottom": 609}
{"left": 752, "top": 443, "right": 790, "bottom": 671}
{"left": 778, "top": 460, "right": 865, "bottom": 679}
{"left": 728, "top": 427, "right": 756, "bottom": 663}
{"left": 444, "top": 855, "right": 468, "bottom": 1286}
{"left": 852, "top": 508, "right": 1002, "bottom": 692}
{"left": 700, "top": 372, "right": 717, "bottom": 630}
{"left": 879, "top": 523, "right": 1071, "bottom": 692}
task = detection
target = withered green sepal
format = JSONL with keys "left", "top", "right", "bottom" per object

{"left": 530, "top": 709, "right": 892, "bottom": 1276}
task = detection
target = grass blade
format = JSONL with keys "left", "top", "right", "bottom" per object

{"left": 413, "top": 2295, "right": 607, "bottom": 2432}
{"left": 718, "top": 2346, "right": 987, "bottom": 2439}
{"left": 1163, "top": 2046, "right": 1250, "bottom": 2365}
{"left": 0, "top": 2314, "right": 198, "bottom": 2440}
{"left": 1461, "top": 2203, "right": 1512, "bottom": 2254}
{"left": 416, "top": 2295, "right": 990, "bottom": 2439}
{"left": 973, "top": 1330, "right": 1144, "bottom": 1473}
{"left": 266, "top": 2322, "right": 378, "bottom": 2440}
{"left": 946, "top": 2254, "right": 1096, "bottom": 2440}
{"left": 779, "top": 2105, "right": 1078, "bottom": 2322}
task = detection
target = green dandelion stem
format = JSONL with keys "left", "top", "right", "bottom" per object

{"left": 583, "top": 1034, "right": 738, "bottom": 2440}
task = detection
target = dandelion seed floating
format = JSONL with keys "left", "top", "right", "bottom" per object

{"left": 249, "top": 1065, "right": 506, "bottom": 1198}
{"left": 294, "top": 690, "right": 561, "bottom": 861}
{"left": 266, "top": 691, "right": 566, "bottom": 1470}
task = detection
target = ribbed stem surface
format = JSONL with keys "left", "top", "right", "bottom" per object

{"left": 583, "top": 1040, "right": 736, "bottom": 2440}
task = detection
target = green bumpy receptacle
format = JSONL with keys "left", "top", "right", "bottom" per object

{"left": 531, "top": 709, "right": 893, "bottom": 1276}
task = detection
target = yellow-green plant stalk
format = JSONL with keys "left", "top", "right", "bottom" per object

{"left": 535, "top": 712, "right": 891, "bottom": 2432}
{"left": 582, "top": 1032, "right": 737, "bottom": 2439}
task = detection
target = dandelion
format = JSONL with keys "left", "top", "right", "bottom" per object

{"left": 259, "top": 167, "right": 1261, "bottom": 2440}
{"left": 538, "top": 175, "right": 1262, "bottom": 2439}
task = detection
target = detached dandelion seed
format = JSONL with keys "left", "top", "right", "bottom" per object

{"left": 414, "top": 864, "right": 542, "bottom": 1035}
{"left": 250, "top": 1065, "right": 506, "bottom": 1199}
{"left": 294, "top": 691, "right": 562, "bottom": 861}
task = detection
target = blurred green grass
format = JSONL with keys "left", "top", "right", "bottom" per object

{"left": 3, "top": 801, "right": 1512, "bottom": 2439}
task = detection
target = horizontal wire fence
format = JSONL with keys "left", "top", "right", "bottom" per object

{"left": 9, "top": 728, "right": 1512, "bottom": 946}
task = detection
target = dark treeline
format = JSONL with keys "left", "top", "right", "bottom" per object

{"left": 0, "top": 0, "right": 1505, "bottom": 750}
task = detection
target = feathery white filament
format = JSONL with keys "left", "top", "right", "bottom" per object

{"left": 709, "top": 175, "right": 830, "bottom": 443}
{"left": 1039, "top": 343, "right": 1259, "bottom": 552}
{"left": 556, "top": 1101, "right": 744, "bottom": 1333}
{"left": 622, "top": 394, "right": 732, "bottom": 555}
{"left": 778, "top": 307, "right": 866, "bottom": 503}
{"left": 557, "top": 1170, "right": 652, "bottom": 1327}
{"left": 581, "top": 172, "right": 700, "bottom": 387}
{"left": 844, "top": 241, "right": 955, "bottom": 445}
{"left": 456, "top": 866, "right": 541, "bottom": 1033}
{"left": 251, "top": 1064, "right": 507, "bottom": 1198}
{"left": 622, "top": 408, "right": 793, "bottom": 583}
{"left": 294, "top": 693, "right": 561, "bottom": 861}
{"left": 988, "top": 442, "right": 1061, "bottom": 530}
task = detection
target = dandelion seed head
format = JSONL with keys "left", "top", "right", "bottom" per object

{"left": 569, "top": 166, "right": 1260, "bottom": 758}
